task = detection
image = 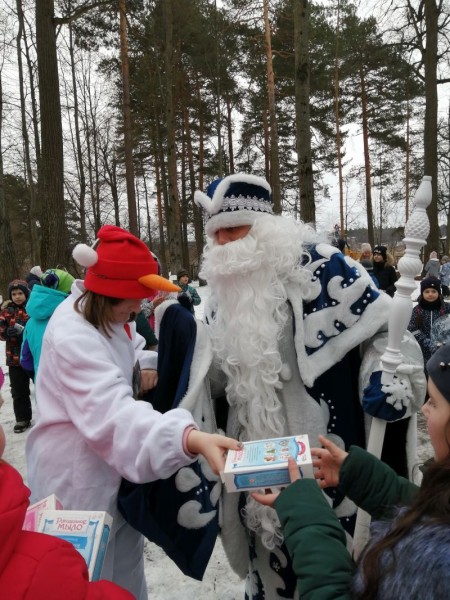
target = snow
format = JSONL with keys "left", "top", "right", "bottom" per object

{"left": 0, "top": 281, "right": 432, "bottom": 598}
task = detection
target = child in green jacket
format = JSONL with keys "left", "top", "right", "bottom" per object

{"left": 253, "top": 344, "right": 450, "bottom": 599}
{"left": 177, "top": 269, "right": 201, "bottom": 315}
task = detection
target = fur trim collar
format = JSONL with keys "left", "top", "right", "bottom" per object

{"left": 290, "top": 244, "right": 391, "bottom": 387}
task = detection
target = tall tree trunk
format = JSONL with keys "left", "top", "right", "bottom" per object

{"left": 119, "top": 0, "right": 138, "bottom": 235}
{"left": 0, "top": 73, "right": 20, "bottom": 289}
{"left": 446, "top": 102, "right": 450, "bottom": 253}
{"left": 360, "top": 65, "right": 374, "bottom": 248}
{"left": 192, "top": 76, "right": 206, "bottom": 273}
{"left": 180, "top": 131, "right": 189, "bottom": 267}
{"left": 405, "top": 95, "right": 410, "bottom": 220}
{"left": 263, "top": 0, "right": 281, "bottom": 213}
{"left": 262, "top": 109, "right": 270, "bottom": 181}
{"left": 140, "top": 160, "right": 152, "bottom": 246}
{"left": 214, "top": 0, "right": 223, "bottom": 176}
{"left": 68, "top": 18, "right": 87, "bottom": 242}
{"left": 196, "top": 75, "right": 205, "bottom": 191}
{"left": 333, "top": 0, "right": 343, "bottom": 234}
{"left": 163, "top": 0, "right": 182, "bottom": 272}
{"left": 424, "top": 0, "right": 439, "bottom": 254}
{"left": 154, "top": 147, "right": 168, "bottom": 277}
{"left": 294, "top": 0, "right": 315, "bottom": 224}
{"left": 35, "top": 0, "right": 66, "bottom": 267}
{"left": 87, "top": 84, "right": 101, "bottom": 232}
{"left": 16, "top": 0, "right": 40, "bottom": 264}
{"left": 225, "top": 94, "right": 235, "bottom": 174}
{"left": 183, "top": 103, "right": 204, "bottom": 265}
{"left": 22, "top": 6, "right": 41, "bottom": 168}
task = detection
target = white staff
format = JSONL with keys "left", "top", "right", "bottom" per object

{"left": 352, "top": 175, "right": 432, "bottom": 558}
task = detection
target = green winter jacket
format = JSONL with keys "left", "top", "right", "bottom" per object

{"left": 177, "top": 282, "right": 201, "bottom": 315}
{"left": 275, "top": 446, "right": 419, "bottom": 600}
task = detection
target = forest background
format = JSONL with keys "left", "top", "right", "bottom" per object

{"left": 1, "top": 0, "right": 450, "bottom": 292}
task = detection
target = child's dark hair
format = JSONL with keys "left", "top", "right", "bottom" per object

{"left": 357, "top": 420, "right": 450, "bottom": 599}
{"left": 74, "top": 290, "right": 123, "bottom": 337}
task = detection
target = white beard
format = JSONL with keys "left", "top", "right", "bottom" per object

{"left": 201, "top": 215, "right": 318, "bottom": 441}
{"left": 201, "top": 215, "right": 319, "bottom": 548}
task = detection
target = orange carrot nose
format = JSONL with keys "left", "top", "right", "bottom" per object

{"left": 138, "top": 274, "right": 181, "bottom": 293}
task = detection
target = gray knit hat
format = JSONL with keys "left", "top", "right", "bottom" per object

{"left": 427, "top": 344, "right": 450, "bottom": 403}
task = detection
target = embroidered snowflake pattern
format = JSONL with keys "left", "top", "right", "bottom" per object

{"left": 205, "top": 194, "right": 274, "bottom": 219}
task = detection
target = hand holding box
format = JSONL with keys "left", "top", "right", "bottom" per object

{"left": 221, "top": 434, "right": 313, "bottom": 493}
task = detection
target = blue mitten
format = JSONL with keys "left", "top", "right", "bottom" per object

{"left": 362, "top": 370, "right": 409, "bottom": 421}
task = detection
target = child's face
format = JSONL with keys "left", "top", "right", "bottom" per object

{"left": 422, "top": 379, "right": 450, "bottom": 461}
{"left": 179, "top": 275, "right": 189, "bottom": 285}
{"left": 11, "top": 289, "right": 26, "bottom": 305}
{"left": 423, "top": 288, "right": 439, "bottom": 302}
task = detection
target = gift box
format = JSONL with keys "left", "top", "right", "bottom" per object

{"left": 222, "top": 434, "right": 314, "bottom": 492}
{"left": 23, "top": 494, "right": 63, "bottom": 532}
{"left": 38, "top": 510, "right": 112, "bottom": 581}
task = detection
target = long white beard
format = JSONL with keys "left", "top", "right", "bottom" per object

{"left": 201, "top": 215, "right": 317, "bottom": 441}
{"left": 201, "top": 216, "right": 319, "bottom": 548}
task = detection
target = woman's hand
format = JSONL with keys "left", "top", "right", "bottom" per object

{"left": 140, "top": 369, "right": 158, "bottom": 392}
{"left": 251, "top": 456, "right": 300, "bottom": 507}
{"left": 185, "top": 430, "right": 242, "bottom": 475}
{"left": 312, "top": 435, "right": 348, "bottom": 489}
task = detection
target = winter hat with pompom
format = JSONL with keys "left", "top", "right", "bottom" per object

{"left": 72, "top": 225, "right": 180, "bottom": 299}
{"left": 41, "top": 269, "right": 75, "bottom": 294}
{"left": 194, "top": 173, "right": 274, "bottom": 237}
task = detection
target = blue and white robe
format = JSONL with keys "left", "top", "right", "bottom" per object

{"left": 205, "top": 243, "right": 425, "bottom": 600}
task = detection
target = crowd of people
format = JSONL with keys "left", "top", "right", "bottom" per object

{"left": 0, "top": 173, "right": 448, "bottom": 600}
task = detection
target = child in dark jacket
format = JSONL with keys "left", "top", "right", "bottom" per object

{"left": 407, "top": 276, "right": 450, "bottom": 369}
{"left": 0, "top": 280, "right": 32, "bottom": 433}
{"left": 252, "top": 343, "right": 450, "bottom": 599}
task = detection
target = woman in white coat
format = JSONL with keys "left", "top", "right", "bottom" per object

{"left": 26, "top": 225, "right": 239, "bottom": 600}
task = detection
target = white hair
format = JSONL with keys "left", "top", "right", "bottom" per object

{"left": 200, "top": 214, "right": 322, "bottom": 546}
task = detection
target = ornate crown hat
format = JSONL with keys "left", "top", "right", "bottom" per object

{"left": 194, "top": 173, "right": 274, "bottom": 237}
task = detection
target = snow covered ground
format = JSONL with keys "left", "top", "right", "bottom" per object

{"left": 0, "top": 281, "right": 432, "bottom": 599}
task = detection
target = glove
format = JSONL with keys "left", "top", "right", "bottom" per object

{"left": 363, "top": 370, "right": 409, "bottom": 422}
{"left": 177, "top": 291, "right": 193, "bottom": 312}
{"left": 7, "top": 323, "right": 24, "bottom": 337}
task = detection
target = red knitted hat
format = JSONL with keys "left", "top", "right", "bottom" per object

{"left": 73, "top": 225, "right": 180, "bottom": 299}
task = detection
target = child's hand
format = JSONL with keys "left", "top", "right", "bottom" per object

{"left": 251, "top": 457, "right": 300, "bottom": 507}
{"left": 7, "top": 324, "right": 24, "bottom": 336}
{"left": 312, "top": 435, "right": 348, "bottom": 489}
{"left": 185, "top": 430, "right": 242, "bottom": 475}
{"left": 140, "top": 369, "right": 158, "bottom": 392}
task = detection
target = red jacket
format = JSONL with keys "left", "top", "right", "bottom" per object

{"left": 0, "top": 460, "right": 134, "bottom": 600}
{"left": 0, "top": 301, "right": 29, "bottom": 366}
